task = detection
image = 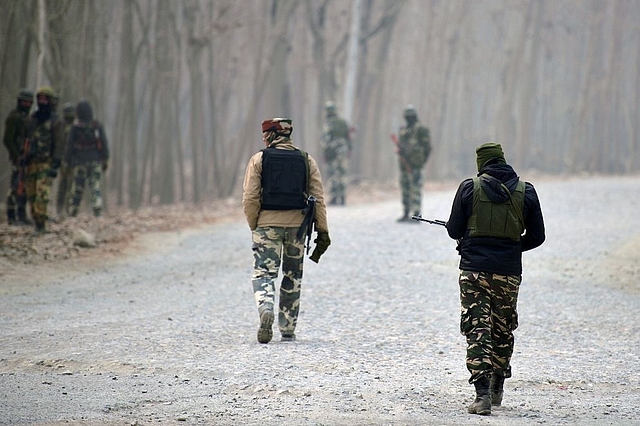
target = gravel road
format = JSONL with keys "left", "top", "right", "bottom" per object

{"left": 1, "top": 175, "right": 639, "bottom": 426}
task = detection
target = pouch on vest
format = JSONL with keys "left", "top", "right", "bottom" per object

{"left": 468, "top": 177, "right": 525, "bottom": 241}
{"left": 261, "top": 147, "right": 308, "bottom": 210}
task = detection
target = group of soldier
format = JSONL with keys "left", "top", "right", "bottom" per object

{"left": 247, "top": 103, "right": 545, "bottom": 417}
{"left": 3, "top": 86, "right": 109, "bottom": 235}
{"left": 320, "top": 101, "right": 431, "bottom": 218}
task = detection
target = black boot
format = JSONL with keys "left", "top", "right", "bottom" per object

{"left": 490, "top": 373, "right": 505, "bottom": 406}
{"left": 468, "top": 376, "right": 491, "bottom": 415}
{"left": 7, "top": 210, "right": 16, "bottom": 225}
{"left": 33, "top": 221, "right": 46, "bottom": 236}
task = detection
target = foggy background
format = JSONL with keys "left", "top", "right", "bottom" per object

{"left": 1, "top": 0, "right": 638, "bottom": 210}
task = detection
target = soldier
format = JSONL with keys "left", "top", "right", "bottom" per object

{"left": 3, "top": 88, "right": 34, "bottom": 225}
{"left": 445, "top": 143, "right": 545, "bottom": 415}
{"left": 394, "top": 105, "right": 431, "bottom": 222}
{"left": 321, "top": 101, "right": 351, "bottom": 205}
{"left": 55, "top": 102, "right": 75, "bottom": 219}
{"left": 65, "top": 101, "right": 109, "bottom": 218}
{"left": 24, "top": 86, "right": 64, "bottom": 234}
{"left": 242, "top": 118, "right": 330, "bottom": 344}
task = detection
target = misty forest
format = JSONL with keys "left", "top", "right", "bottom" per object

{"left": 1, "top": 0, "right": 639, "bottom": 211}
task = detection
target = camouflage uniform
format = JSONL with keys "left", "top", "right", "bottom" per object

{"left": 3, "top": 89, "right": 33, "bottom": 224}
{"left": 55, "top": 103, "right": 75, "bottom": 218}
{"left": 321, "top": 102, "right": 351, "bottom": 205}
{"left": 446, "top": 143, "right": 545, "bottom": 414}
{"left": 65, "top": 101, "right": 109, "bottom": 217}
{"left": 459, "top": 270, "right": 520, "bottom": 383}
{"left": 396, "top": 105, "right": 431, "bottom": 221}
{"left": 252, "top": 226, "right": 304, "bottom": 335}
{"left": 243, "top": 118, "right": 329, "bottom": 343}
{"left": 24, "top": 86, "right": 64, "bottom": 234}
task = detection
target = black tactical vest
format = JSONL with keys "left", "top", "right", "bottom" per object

{"left": 261, "top": 147, "right": 308, "bottom": 210}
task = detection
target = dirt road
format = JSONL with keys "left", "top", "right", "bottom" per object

{"left": 1, "top": 176, "right": 639, "bottom": 425}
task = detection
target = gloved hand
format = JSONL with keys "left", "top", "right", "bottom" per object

{"left": 309, "top": 231, "right": 331, "bottom": 263}
{"left": 102, "top": 162, "right": 108, "bottom": 172}
{"left": 47, "top": 168, "right": 58, "bottom": 178}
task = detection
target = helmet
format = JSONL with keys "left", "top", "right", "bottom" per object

{"left": 17, "top": 88, "right": 34, "bottom": 103}
{"left": 36, "top": 85, "right": 55, "bottom": 99}
{"left": 261, "top": 118, "right": 293, "bottom": 135}
{"left": 403, "top": 104, "right": 417, "bottom": 117}
{"left": 63, "top": 102, "right": 75, "bottom": 119}
{"left": 324, "top": 101, "right": 337, "bottom": 115}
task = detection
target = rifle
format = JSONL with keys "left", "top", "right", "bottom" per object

{"left": 413, "top": 215, "right": 463, "bottom": 252}
{"left": 296, "top": 195, "right": 317, "bottom": 254}
{"left": 390, "top": 133, "right": 412, "bottom": 174}
{"left": 411, "top": 215, "right": 447, "bottom": 226}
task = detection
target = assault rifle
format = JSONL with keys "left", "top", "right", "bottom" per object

{"left": 412, "top": 215, "right": 463, "bottom": 252}
{"left": 390, "top": 133, "right": 412, "bottom": 174}
{"left": 411, "top": 215, "right": 447, "bottom": 226}
{"left": 297, "top": 195, "right": 317, "bottom": 254}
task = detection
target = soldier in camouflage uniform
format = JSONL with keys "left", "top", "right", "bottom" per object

{"left": 3, "top": 89, "right": 33, "bottom": 225}
{"left": 446, "top": 143, "right": 545, "bottom": 415}
{"left": 65, "top": 101, "right": 109, "bottom": 218}
{"left": 55, "top": 103, "right": 75, "bottom": 219}
{"left": 24, "top": 86, "right": 64, "bottom": 235}
{"left": 321, "top": 101, "right": 351, "bottom": 205}
{"left": 395, "top": 105, "right": 431, "bottom": 222}
{"left": 243, "top": 118, "right": 330, "bottom": 344}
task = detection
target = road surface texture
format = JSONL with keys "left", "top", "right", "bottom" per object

{"left": 1, "top": 175, "right": 639, "bottom": 425}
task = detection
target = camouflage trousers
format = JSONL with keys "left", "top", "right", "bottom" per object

{"left": 25, "top": 162, "right": 53, "bottom": 226}
{"left": 326, "top": 156, "right": 348, "bottom": 203}
{"left": 68, "top": 162, "right": 103, "bottom": 217}
{"left": 399, "top": 165, "right": 423, "bottom": 215}
{"left": 459, "top": 270, "right": 521, "bottom": 384}
{"left": 251, "top": 226, "right": 304, "bottom": 336}
{"left": 55, "top": 164, "right": 72, "bottom": 218}
{"left": 5, "top": 165, "right": 27, "bottom": 222}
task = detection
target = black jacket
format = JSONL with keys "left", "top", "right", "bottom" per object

{"left": 446, "top": 163, "right": 545, "bottom": 275}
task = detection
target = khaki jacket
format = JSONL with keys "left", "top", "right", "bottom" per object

{"left": 242, "top": 139, "right": 328, "bottom": 233}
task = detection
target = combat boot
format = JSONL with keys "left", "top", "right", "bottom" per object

{"left": 7, "top": 210, "right": 16, "bottom": 225}
{"left": 257, "top": 310, "right": 274, "bottom": 344}
{"left": 490, "top": 373, "right": 505, "bottom": 406}
{"left": 33, "top": 221, "right": 47, "bottom": 236}
{"left": 468, "top": 376, "right": 491, "bottom": 415}
{"left": 281, "top": 333, "right": 296, "bottom": 342}
{"left": 93, "top": 208, "right": 102, "bottom": 217}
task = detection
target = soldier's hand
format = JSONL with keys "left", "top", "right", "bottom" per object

{"left": 310, "top": 231, "right": 331, "bottom": 263}
{"left": 102, "top": 162, "right": 108, "bottom": 172}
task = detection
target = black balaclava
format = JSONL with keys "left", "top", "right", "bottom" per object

{"left": 76, "top": 101, "right": 93, "bottom": 123}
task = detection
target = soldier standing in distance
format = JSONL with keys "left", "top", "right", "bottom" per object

{"left": 394, "top": 104, "right": 431, "bottom": 222}
{"left": 55, "top": 102, "right": 75, "bottom": 219}
{"left": 24, "top": 86, "right": 64, "bottom": 235}
{"left": 321, "top": 101, "right": 351, "bottom": 205}
{"left": 3, "top": 89, "right": 34, "bottom": 225}
{"left": 243, "top": 118, "right": 330, "bottom": 344}
{"left": 445, "top": 143, "right": 545, "bottom": 415}
{"left": 66, "top": 101, "right": 109, "bottom": 218}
